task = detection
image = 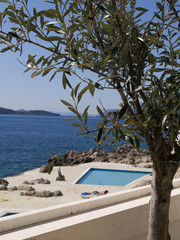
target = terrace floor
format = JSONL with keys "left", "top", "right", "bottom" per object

{"left": 0, "top": 162, "right": 151, "bottom": 211}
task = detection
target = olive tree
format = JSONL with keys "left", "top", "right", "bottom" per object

{"left": 0, "top": 0, "right": 180, "bottom": 239}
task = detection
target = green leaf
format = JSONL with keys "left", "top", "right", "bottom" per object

{"left": 83, "top": 105, "right": 90, "bottom": 117}
{"left": 77, "top": 86, "right": 89, "bottom": 104}
{"left": 135, "top": 136, "right": 140, "bottom": 151}
{"left": 125, "top": 135, "right": 134, "bottom": 146}
{"left": 28, "top": 54, "right": 36, "bottom": 65}
{"left": 48, "top": 160, "right": 55, "bottom": 174}
{"left": 42, "top": 68, "right": 52, "bottom": 76}
{"left": 68, "top": 107, "right": 77, "bottom": 114}
{"left": 156, "top": 2, "right": 163, "bottom": 10}
{"left": 72, "top": 123, "right": 82, "bottom": 127}
{"left": 49, "top": 71, "right": 57, "bottom": 82}
{"left": 84, "top": 111, "right": 88, "bottom": 125}
{"left": 149, "top": 68, "right": 166, "bottom": 72}
{"left": 118, "top": 104, "right": 128, "bottom": 120}
{"left": 97, "top": 127, "right": 103, "bottom": 142}
{"left": 77, "top": 112, "right": 83, "bottom": 123}
{"left": 64, "top": 118, "right": 77, "bottom": 121}
{"left": 8, "top": 31, "right": 20, "bottom": 39}
{"left": 31, "top": 71, "right": 37, "bottom": 78}
{"left": 36, "top": 56, "right": 44, "bottom": 65}
{"left": 88, "top": 83, "right": 95, "bottom": 96}
{"left": 97, "top": 106, "right": 105, "bottom": 118}
{"left": 1, "top": 45, "right": 14, "bottom": 53}
{"left": 5, "top": 10, "right": 16, "bottom": 19}
{"left": 62, "top": 72, "right": 72, "bottom": 89}
{"left": 74, "top": 83, "right": 81, "bottom": 97}
{"left": 135, "top": 7, "right": 148, "bottom": 13}
{"left": 62, "top": 72, "right": 67, "bottom": 89}
{"left": 44, "top": 36, "right": 62, "bottom": 41}
{"left": 60, "top": 100, "right": 73, "bottom": 107}
{"left": 0, "top": 0, "right": 10, "bottom": 3}
{"left": 40, "top": 15, "right": 45, "bottom": 29}
{"left": 80, "top": 62, "right": 92, "bottom": 68}
{"left": 134, "top": 135, "right": 144, "bottom": 143}
{"left": 104, "top": 54, "right": 111, "bottom": 63}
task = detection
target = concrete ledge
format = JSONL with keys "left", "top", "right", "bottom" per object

{"left": 1, "top": 188, "right": 180, "bottom": 240}
{"left": 1, "top": 178, "right": 180, "bottom": 238}
{"left": 0, "top": 184, "right": 151, "bottom": 233}
{"left": 0, "top": 196, "right": 151, "bottom": 240}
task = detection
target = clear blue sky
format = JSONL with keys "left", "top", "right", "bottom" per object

{"left": 0, "top": 0, "right": 156, "bottom": 115}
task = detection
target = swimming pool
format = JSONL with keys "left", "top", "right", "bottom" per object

{"left": 75, "top": 168, "right": 151, "bottom": 186}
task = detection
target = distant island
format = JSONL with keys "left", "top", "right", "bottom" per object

{"left": 0, "top": 107, "right": 60, "bottom": 117}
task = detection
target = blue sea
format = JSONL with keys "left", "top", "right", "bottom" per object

{"left": 0, "top": 115, "right": 147, "bottom": 178}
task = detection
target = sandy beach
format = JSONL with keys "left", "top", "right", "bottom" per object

{"left": 0, "top": 162, "right": 151, "bottom": 212}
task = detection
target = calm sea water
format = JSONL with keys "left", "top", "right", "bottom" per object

{"left": 0, "top": 115, "right": 147, "bottom": 178}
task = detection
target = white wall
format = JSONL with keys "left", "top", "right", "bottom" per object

{"left": 1, "top": 181, "right": 180, "bottom": 240}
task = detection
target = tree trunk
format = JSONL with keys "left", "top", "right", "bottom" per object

{"left": 147, "top": 161, "right": 179, "bottom": 240}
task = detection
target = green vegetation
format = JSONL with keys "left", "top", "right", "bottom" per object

{"left": 0, "top": 0, "right": 179, "bottom": 239}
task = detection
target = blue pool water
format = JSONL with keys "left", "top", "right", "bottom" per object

{"left": 76, "top": 168, "right": 151, "bottom": 186}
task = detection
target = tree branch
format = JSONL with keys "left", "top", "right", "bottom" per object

{"left": 89, "top": 0, "right": 105, "bottom": 51}
{"left": 0, "top": 30, "right": 60, "bottom": 55}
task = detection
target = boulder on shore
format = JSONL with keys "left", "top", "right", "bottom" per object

{"left": 20, "top": 190, "right": 63, "bottom": 197}
{"left": 39, "top": 165, "right": 49, "bottom": 173}
{"left": 0, "top": 185, "right": 8, "bottom": 190}
{"left": 34, "top": 178, "right": 50, "bottom": 184}
{"left": 0, "top": 178, "right": 9, "bottom": 186}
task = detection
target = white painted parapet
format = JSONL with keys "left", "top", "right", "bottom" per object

{"left": 0, "top": 184, "right": 152, "bottom": 233}
{"left": 1, "top": 179, "right": 180, "bottom": 240}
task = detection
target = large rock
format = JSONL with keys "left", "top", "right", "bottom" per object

{"left": 23, "top": 181, "right": 35, "bottom": 185}
{"left": 0, "top": 178, "right": 9, "bottom": 186}
{"left": 8, "top": 186, "right": 18, "bottom": 191}
{"left": 56, "top": 176, "right": 65, "bottom": 181}
{"left": 17, "top": 185, "right": 35, "bottom": 191}
{"left": 53, "top": 190, "right": 63, "bottom": 196}
{"left": 39, "top": 165, "right": 49, "bottom": 173}
{"left": 56, "top": 167, "right": 65, "bottom": 181}
{"left": 20, "top": 190, "right": 63, "bottom": 198}
{"left": 34, "top": 178, "right": 50, "bottom": 184}
{"left": 0, "top": 185, "right": 8, "bottom": 190}
{"left": 20, "top": 191, "right": 36, "bottom": 196}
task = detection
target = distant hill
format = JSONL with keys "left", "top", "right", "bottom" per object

{"left": 0, "top": 107, "right": 60, "bottom": 117}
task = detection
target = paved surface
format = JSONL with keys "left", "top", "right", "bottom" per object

{"left": 0, "top": 162, "right": 151, "bottom": 212}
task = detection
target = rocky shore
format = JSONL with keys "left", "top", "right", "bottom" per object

{"left": 48, "top": 145, "right": 153, "bottom": 169}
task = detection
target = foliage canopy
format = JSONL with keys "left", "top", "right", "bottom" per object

{"left": 0, "top": 0, "right": 179, "bottom": 153}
